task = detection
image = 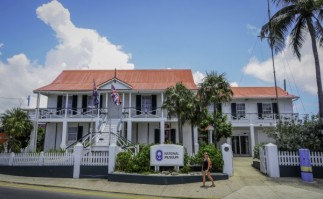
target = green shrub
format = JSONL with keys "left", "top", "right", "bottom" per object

{"left": 115, "top": 150, "right": 133, "bottom": 172}
{"left": 253, "top": 143, "right": 265, "bottom": 159}
{"left": 190, "top": 144, "right": 223, "bottom": 172}
{"left": 180, "top": 148, "right": 190, "bottom": 173}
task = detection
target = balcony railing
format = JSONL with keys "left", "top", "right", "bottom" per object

{"left": 223, "top": 113, "right": 301, "bottom": 125}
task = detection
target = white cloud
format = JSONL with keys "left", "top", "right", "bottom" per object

{"left": 230, "top": 82, "right": 239, "bottom": 87}
{"left": 243, "top": 33, "right": 323, "bottom": 95}
{"left": 0, "top": 1, "right": 134, "bottom": 113}
{"left": 193, "top": 71, "right": 205, "bottom": 85}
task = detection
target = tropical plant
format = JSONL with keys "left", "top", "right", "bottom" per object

{"left": 253, "top": 143, "right": 266, "bottom": 159}
{"left": 198, "top": 71, "right": 233, "bottom": 146}
{"left": 162, "top": 82, "right": 195, "bottom": 144}
{"left": 266, "top": 115, "right": 323, "bottom": 151}
{"left": 1, "top": 108, "right": 33, "bottom": 152}
{"left": 261, "top": 0, "right": 323, "bottom": 119}
{"left": 36, "top": 127, "right": 45, "bottom": 152}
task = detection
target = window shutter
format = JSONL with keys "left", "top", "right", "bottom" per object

{"left": 136, "top": 95, "right": 141, "bottom": 115}
{"left": 217, "top": 103, "right": 222, "bottom": 114}
{"left": 231, "top": 103, "right": 237, "bottom": 120}
{"left": 154, "top": 129, "right": 160, "bottom": 144}
{"left": 272, "top": 103, "right": 278, "bottom": 119}
{"left": 257, "top": 103, "right": 263, "bottom": 119}
{"left": 72, "top": 95, "right": 78, "bottom": 115}
{"left": 171, "top": 129, "right": 176, "bottom": 144}
{"left": 152, "top": 95, "right": 157, "bottom": 115}
{"left": 77, "top": 126, "right": 83, "bottom": 140}
{"left": 82, "top": 95, "right": 88, "bottom": 113}
{"left": 57, "top": 95, "right": 63, "bottom": 115}
{"left": 100, "top": 95, "right": 103, "bottom": 109}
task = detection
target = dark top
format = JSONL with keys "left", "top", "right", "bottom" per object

{"left": 202, "top": 159, "right": 208, "bottom": 171}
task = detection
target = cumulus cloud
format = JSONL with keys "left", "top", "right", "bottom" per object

{"left": 193, "top": 71, "right": 205, "bottom": 85}
{"left": 246, "top": 24, "right": 260, "bottom": 36}
{"left": 230, "top": 82, "right": 239, "bottom": 87}
{"left": 0, "top": 1, "right": 134, "bottom": 112}
{"left": 243, "top": 33, "right": 323, "bottom": 95}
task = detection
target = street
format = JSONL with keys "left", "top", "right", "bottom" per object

{"left": 0, "top": 182, "right": 172, "bottom": 199}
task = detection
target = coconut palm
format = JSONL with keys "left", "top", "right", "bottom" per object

{"left": 1, "top": 108, "right": 33, "bottom": 152}
{"left": 261, "top": 0, "right": 323, "bottom": 118}
{"left": 162, "top": 82, "right": 195, "bottom": 144}
{"left": 198, "top": 71, "right": 233, "bottom": 146}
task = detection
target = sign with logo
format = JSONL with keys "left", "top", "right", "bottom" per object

{"left": 150, "top": 144, "right": 184, "bottom": 166}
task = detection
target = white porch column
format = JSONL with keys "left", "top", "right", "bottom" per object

{"left": 161, "top": 93, "right": 164, "bottom": 118}
{"left": 31, "top": 92, "right": 40, "bottom": 151}
{"left": 127, "top": 121, "right": 132, "bottom": 142}
{"left": 160, "top": 121, "right": 165, "bottom": 144}
{"left": 193, "top": 127, "right": 199, "bottom": 154}
{"left": 250, "top": 124, "right": 255, "bottom": 158}
{"left": 106, "top": 92, "right": 108, "bottom": 111}
{"left": 226, "top": 137, "right": 232, "bottom": 145}
{"left": 97, "top": 93, "right": 100, "bottom": 118}
{"left": 128, "top": 93, "right": 131, "bottom": 117}
{"left": 208, "top": 130, "right": 213, "bottom": 144}
{"left": 122, "top": 93, "right": 125, "bottom": 112}
{"left": 60, "top": 121, "right": 68, "bottom": 149}
{"left": 64, "top": 93, "right": 69, "bottom": 118}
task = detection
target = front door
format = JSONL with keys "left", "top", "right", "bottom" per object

{"left": 231, "top": 135, "right": 250, "bottom": 156}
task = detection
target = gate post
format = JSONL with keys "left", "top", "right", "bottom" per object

{"left": 265, "top": 143, "right": 280, "bottom": 177}
{"left": 73, "top": 143, "right": 83, "bottom": 178}
{"left": 108, "top": 143, "right": 121, "bottom": 173}
{"left": 221, "top": 143, "right": 233, "bottom": 176}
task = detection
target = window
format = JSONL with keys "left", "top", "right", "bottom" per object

{"left": 142, "top": 96, "right": 152, "bottom": 113}
{"left": 262, "top": 103, "right": 273, "bottom": 119}
{"left": 62, "top": 96, "right": 73, "bottom": 109}
{"left": 236, "top": 103, "right": 246, "bottom": 119}
{"left": 68, "top": 127, "right": 78, "bottom": 141}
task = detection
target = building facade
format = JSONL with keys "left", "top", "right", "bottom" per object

{"left": 29, "top": 69, "right": 298, "bottom": 156}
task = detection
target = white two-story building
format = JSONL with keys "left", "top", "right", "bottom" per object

{"left": 30, "top": 69, "right": 298, "bottom": 156}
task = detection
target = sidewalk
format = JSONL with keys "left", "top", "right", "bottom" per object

{"left": 0, "top": 157, "right": 323, "bottom": 199}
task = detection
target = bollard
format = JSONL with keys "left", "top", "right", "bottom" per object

{"left": 299, "top": 149, "right": 313, "bottom": 182}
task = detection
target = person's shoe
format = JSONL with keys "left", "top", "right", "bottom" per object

{"left": 200, "top": 185, "right": 206, "bottom": 188}
{"left": 210, "top": 184, "right": 216, "bottom": 187}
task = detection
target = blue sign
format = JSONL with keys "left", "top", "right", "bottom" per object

{"left": 156, "top": 149, "right": 163, "bottom": 161}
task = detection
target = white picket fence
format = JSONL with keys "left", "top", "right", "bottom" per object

{"left": 82, "top": 151, "right": 109, "bottom": 166}
{"left": 0, "top": 151, "right": 108, "bottom": 166}
{"left": 278, "top": 151, "right": 323, "bottom": 166}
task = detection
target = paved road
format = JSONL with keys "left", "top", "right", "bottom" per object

{"left": 0, "top": 182, "right": 173, "bottom": 199}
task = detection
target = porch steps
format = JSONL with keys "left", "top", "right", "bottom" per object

{"left": 92, "top": 119, "right": 120, "bottom": 151}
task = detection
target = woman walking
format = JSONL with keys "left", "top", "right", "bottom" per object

{"left": 201, "top": 152, "right": 215, "bottom": 187}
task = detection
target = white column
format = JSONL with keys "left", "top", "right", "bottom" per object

{"left": 122, "top": 93, "right": 125, "bottom": 112}
{"left": 265, "top": 143, "right": 280, "bottom": 177}
{"left": 127, "top": 121, "right": 132, "bottom": 142}
{"left": 129, "top": 93, "right": 131, "bottom": 117}
{"left": 64, "top": 93, "right": 69, "bottom": 118}
{"left": 250, "top": 124, "right": 255, "bottom": 158}
{"left": 32, "top": 92, "right": 40, "bottom": 151}
{"left": 208, "top": 130, "right": 213, "bottom": 144}
{"left": 73, "top": 143, "right": 83, "bottom": 178}
{"left": 60, "top": 121, "right": 68, "bottom": 149}
{"left": 106, "top": 92, "right": 108, "bottom": 111}
{"left": 160, "top": 121, "right": 165, "bottom": 144}
{"left": 108, "top": 143, "right": 121, "bottom": 173}
{"left": 97, "top": 93, "right": 100, "bottom": 118}
{"left": 193, "top": 127, "right": 199, "bottom": 154}
{"left": 221, "top": 143, "right": 233, "bottom": 176}
{"left": 161, "top": 93, "right": 164, "bottom": 118}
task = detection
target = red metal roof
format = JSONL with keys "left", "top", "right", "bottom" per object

{"left": 35, "top": 69, "right": 198, "bottom": 91}
{"left": 232, "top": 87, "right": 298, "bottom": 99}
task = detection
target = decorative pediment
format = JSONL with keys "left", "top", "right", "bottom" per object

{"left": 98, "top": 78, "right": 132, "bottom": 90}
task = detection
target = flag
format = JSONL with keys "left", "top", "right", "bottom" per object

{"left": 111, "top": 84, "right": 121, "bottom": 106}
{"left": 92, "top": 80, "right": 99, "bottom": 108}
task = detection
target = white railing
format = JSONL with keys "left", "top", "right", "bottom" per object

{"left": 279, "top": 151, "right": 299, "bottom": 166}
{"left": 311, "top": 151, "right": 323, "bottom": 167}
{"left": 82, "top": 151, "right": 109, "bottom": 166}
{"left": 12, "top": 153, "right": 42, "bottom": 166}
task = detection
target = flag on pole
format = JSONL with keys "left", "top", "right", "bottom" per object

{"left": 92, "top": 80, "right": 99, "bottom": 108}
{"left": 111, "top": 84, "right": 121, "bottom": 106}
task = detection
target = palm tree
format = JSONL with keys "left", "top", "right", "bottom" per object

{"left": 1, "top": 108, "right": 33, "bottom": 152}
{"left": 162, "top": 82, "right": 195, "bottom": 144}
{"left": 261, "top": 0, "right": 323, "bottom": 119}
{"left": 198, "top": 71, "right": 233, "bottom": 146}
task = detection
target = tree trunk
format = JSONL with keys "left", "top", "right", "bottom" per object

{"left": 213, "top": 102, "right": 217, "bottom": 147}
{"left": 191, "top": 122, "right": 195, "bottom": 154}
{"left": 177, "top": 114, "right": 182, "bottom": 144}
{"left": 307, "top": 19, "right": 323, "bottom": 120}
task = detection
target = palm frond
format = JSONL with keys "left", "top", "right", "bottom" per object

{"left": 272, "top": 0, "right": 299, "bottom": 7}
{"left": 314, "top": 17, "right": 323, "bottom": 47}
{"left": 290, "top": 15, "right": 307, "bottom": 60}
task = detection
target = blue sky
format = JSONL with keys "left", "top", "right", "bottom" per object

{"left": 0, "top": 0, "right": 321, "bottom": 115}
